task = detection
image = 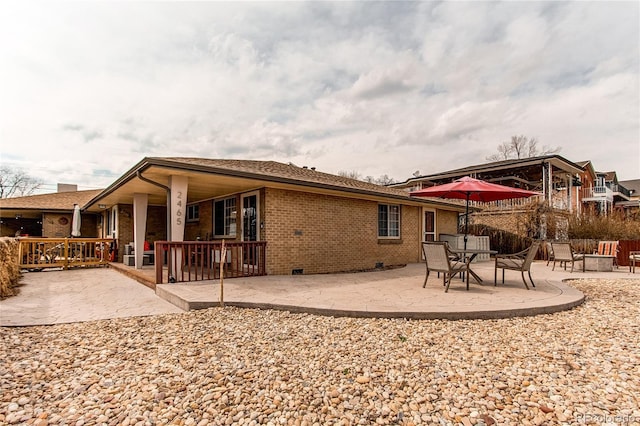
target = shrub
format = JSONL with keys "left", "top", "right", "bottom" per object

{"left": 0, "top": 237, "right": 21, "bottom": 299}
{"left": 568, "top": 208, "right": 640, "bottom": 240}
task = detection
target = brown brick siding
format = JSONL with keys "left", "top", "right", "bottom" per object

{"left": 38, "top": 212, "right": 98, "bottom": 238}
{"left": 42, "top": 213, "right": 73, "bottom": 237}
{"left": 436, "top": 210, "right": 459, "bottom": 238}
{"left": 116, "top": 205, "right": 133, "bottom": 262}
{"left": 264, "top": 188, "right": 427, "bottom": 275}
{"left": 472, "top": 211, "right": 528, "bottom": 236}
{"left": 471, "top": 210, "right": 570, "bottom": 239}
{"left": 146, "top": 206, "right": 168, "bottom": 243}
{"left": 185, "top": 201, "right": 213, "bottom": 240}
{"left": 108, "top": 205, "right": 171, "bottom": 262}
{"left": 104, "top": 188, "right": 460, "bottom": 274}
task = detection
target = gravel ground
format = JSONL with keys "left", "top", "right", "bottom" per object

{"left": 1, "top": 278, "right": 639, "bottom": 426}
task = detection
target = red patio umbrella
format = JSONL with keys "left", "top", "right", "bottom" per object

{"left": 410, "top": 176, "right": 540, "bottom": 250}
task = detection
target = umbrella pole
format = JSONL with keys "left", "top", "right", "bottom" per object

{"left": 463, "top": 193, "right": 470, "bottom": 251}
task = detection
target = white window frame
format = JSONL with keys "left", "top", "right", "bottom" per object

{"left": 378, "top": 204, "right": 401, "bottom": 239}
{"left": 104, "top": 204, "right": 118, "bottom": 238}
{"left": 422, "top": 208, "right": 436, "bottom": 242}
{"left": 186, "top": 204, "right": 200, "bottom": 222}
{"left": 213, "top": 197, "right": 237, "bottom": 238}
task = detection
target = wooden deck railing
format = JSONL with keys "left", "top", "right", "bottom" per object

{"left": 18, "top": 238, "right": 114, "bottom": 270}
{"left": 470, "top": 195, "right": 545, "bottom": 211}
{"left": 154, "top": 241, "right": 267, "bottom": 284}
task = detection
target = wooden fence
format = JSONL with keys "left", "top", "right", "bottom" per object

{"left": 466, "top": 225, "right": 640, "bottom": 266}
{"left": 18, "top": 238, "right": 114, "bottom": 270}
{"left": 154, "top": 241, "right": 267, "bottom": 284}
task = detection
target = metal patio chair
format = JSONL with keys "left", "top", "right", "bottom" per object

{"left": 494, "top": 240, "right": 541, "bottom": 290}
{"left": 629, "top": 251, "right": 640, "bottom": 273}
{"left": 550, "top": 242, "right": 585, "bottom": 273}
{"left": 422, "top": 241, "right": 469, "bottom": 293}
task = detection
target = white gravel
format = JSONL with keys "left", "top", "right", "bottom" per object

{"left": 1, "top": 278, "right": 639, "bottom": 425}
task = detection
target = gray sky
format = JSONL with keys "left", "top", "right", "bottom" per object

{"left": 1, "top": 1, "right": 639, "bottom": 193}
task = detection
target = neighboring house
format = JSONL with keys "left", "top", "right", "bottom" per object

{"left": 392, "top": 155, "right": 633, "bottom": 215}
{"left": 391, "top": 155, "right": 586, "bottom": 213}
{"left": 0, "top": 186, "right": 102, "bottom": 237}
{"left": 573, "top": 160, "right": 598, "bottom": 215}
{"left": 617, "top": 179, "right": 640, "bottom": 215}
{"left": 82, "top": 157, "right": 466, "bottom": 274}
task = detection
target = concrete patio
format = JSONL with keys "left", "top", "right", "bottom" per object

{"left": 4, "top": 259, "right": 637, "bottom": 326}
{"left": 155, "top": 261, "right": 593, "bottom": 320}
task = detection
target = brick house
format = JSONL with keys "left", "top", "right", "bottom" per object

{"left": 0, "top": 187, "right": 102, "bottom": 238}
{"left": 82, "top": 157, "right": 465, "bottom": 275}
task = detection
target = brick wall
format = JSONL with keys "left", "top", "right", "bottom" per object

{"left": 472, "top": 209, "right": 570, "bottom": 240}
{"left": 43, "top": 213, "right": 73, "bottom": 237}
{"left": 472, "top": 211, "right": 530, "bottom": 236}
{"left": 264, "top": 188, "right": 426, "bottom": 275}
{"left": 116, "top": 205, "right": 134, "bottom": 262}
{"left": 146, "top": 206, "right": 167, "bottom": 243}
{"left": 109, "top": 187, "right": 460, "bottom": 274}
{"left": 109, "top": 205, "right": 171, "bottom": 262}
{"left": 80, "top": 215, "right": 98, "bottom": 238}
{"left": 185, "top": 201, "right": 213, "bottom": 240}
{"left": 436, "top": 210, "right": 459, "bottom": 238}
{"left": 42, "top": 213, "right": 98, "bottom": 238}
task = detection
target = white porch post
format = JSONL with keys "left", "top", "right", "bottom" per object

{"left": 548, "top": 164, "right": 552, "bottom": 205}
{"left": 568, "top": 175, "right": 573, "bottom": 213}
{"left": 169, "top": 175, "right": 189, "bottom": 280}
{"left": 133, "top": 193, "right": 148, "bottom": 269}
{"left": 542, "top": 163, "right": 548, "bottom": 203}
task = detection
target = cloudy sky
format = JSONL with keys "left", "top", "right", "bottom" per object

{"left": 1, "top": 1, "right": 638, "bottom": 193}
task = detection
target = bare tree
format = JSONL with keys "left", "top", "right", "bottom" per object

{"left": 0, "top": 166, "right": 43, "bottom": 198}
{"left": 339, "top": 170, "right": 396, "bottom": 185}
{"left": 486, "top": 135, "right": 561, "bottom": 161}
{"left": 375, "top": 174, "right": 396, "bottom": 185}
{"left": 338, "top": 170, "right": 363, "bottom": 180}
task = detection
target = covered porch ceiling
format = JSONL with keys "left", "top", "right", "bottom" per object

{"left": 84, "top": 167, "right": 263, "bottom": 210}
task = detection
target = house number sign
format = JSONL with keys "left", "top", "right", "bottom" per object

{"left": 174, "top": 191, "right": 185, "bottom": 226}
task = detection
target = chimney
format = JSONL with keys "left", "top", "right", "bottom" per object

{"left": 57, "top": 183, "right": 78, "bottom": 193}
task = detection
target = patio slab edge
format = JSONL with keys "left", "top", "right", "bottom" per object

{"left": 155, "top": 284, "right": 586, "bottom": 320}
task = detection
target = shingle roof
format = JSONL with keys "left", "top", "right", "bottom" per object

{"left": 85, "top": 157, "right": 467, "bottom": 211}
{"left": 620, "top": 179, "right": 640, "bottom": 195}
{"left": 155, "top": 157, "right": 413, "bottom": 198}
{"left": 0, "top": 189, "right": 103, "bottom": 211}
{"left": 393, "top": 154, "right": 584, "bottom": 186}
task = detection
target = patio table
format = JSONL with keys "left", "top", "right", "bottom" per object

{"left": 449, "top": 248, "right": 497, "bottom": 289}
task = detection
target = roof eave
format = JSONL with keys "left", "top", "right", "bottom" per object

{"left": 83, "top": 157, "right": 467, "bottom": 212}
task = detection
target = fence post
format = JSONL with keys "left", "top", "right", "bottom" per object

{"left": 219, "top": 239, "right": 226, "bottom": 307}
{"left": 155, "top": 242, "right": 163, "bottom": 284}
{"left": 63, "top": 238, "right": 69, "bottom": 270}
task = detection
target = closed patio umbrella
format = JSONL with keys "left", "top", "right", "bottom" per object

{"left": 71, "top": 204, "right": 81, "bottom": 237}
{"left": 410, "top": 176, "right": 540, "bottom": 250}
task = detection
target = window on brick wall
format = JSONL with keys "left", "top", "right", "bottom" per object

{"left": 214, "top": 197, "right": 236, "bottom": 237}
{"left": 187, "top": 204, "right": 199, "bottom": 222}
{"left": 378, "top": 204, "right": 400, "bottom": 238}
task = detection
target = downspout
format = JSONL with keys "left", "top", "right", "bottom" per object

{"left": 136, "top": 171, "right": 171, "bottom": 241}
